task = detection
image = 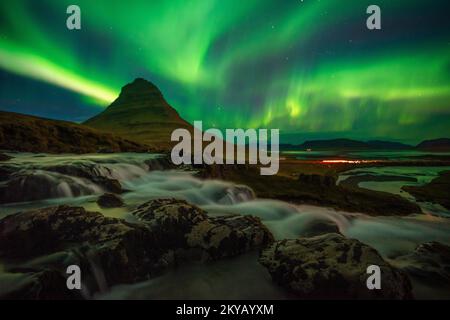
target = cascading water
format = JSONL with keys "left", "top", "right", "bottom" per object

{"left": 1, "top": 152, "right": 450, "bottom": 299}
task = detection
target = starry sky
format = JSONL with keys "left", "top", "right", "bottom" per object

{"left": 0, "top": 0, "right": 449, "bottom": 144}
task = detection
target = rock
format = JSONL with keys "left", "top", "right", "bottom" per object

{"left": 133, "top": 198, "right": 207, "bottom": 228}
{"left": 298, "top": 174, "right": 336, "bottom": 188}
{"left": 402, "top": 171, "right": 450, "bottom": 210}
{"left": 0, "top": 153, "right": 12, "bottom": 161}
{"left": 394, "top": 242, "right": 450, "bottom": 285}
{"left": 132, "top": 198, "right": 273, "bottom": 261}
{"left": 97, "top": 193, "right": 124, "bottom": 208}
{"left": 0, "top": 200, "right": 273, "bottom": 299}
{"left": 0, "top": 270, "right": 79, "bottom": 300}
{"left": 259, "top": 233, "right": 413, "bottom": 299}
{"left": 97, "top": 147, "right": 114, "bottom": 154}
{"left": 0, "top": 205, "right": 161, "bottom": 288}
{"left": 299, "top": 220, "right": 341, "bottom": 237}
{"left": 0, "top": 173, "right": 85, "bottom": 203}
{"left": 46, "top": 164, "right": 124, "bottom": 193}
{"left": 0, "top": 171, "right": 120, "bottom": 204}
{"left": 0, "top": 166, "right": 13, "bottom": 181}
{"left": 0, "top": 160, "right": 126, "bottom": 204}
{"left": 223, "top": 165, "right": 420, "bottom": 216}
{"left": 144, "top": 155, "right": 176, "bottom": 171}
{"left": 219, "top": 185, "right": 255, "bottom": 204}
{"left": 93, "top": 177, "right": 123, "bottom": 194}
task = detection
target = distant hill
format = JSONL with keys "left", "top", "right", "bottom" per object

{"left": 0, "top": 111, "right": 147, "bottom": 154}
{"left": 84, "top": 78, "right": 193, "bottom": 151}
{"left": 366, "top": 140, "right": 412, "bottom": 150}
{"left": 299, "top": 139, "right": 367, "bottom": 150}
{"left": 416, "top": 138, "right": 450, "bottom": 151}
{"left": 288, "top": 138, "right": 412, "bottom": 151}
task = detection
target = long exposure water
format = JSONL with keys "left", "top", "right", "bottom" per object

{"left": 1, "top": 152, "right": 449, "bottom": 299}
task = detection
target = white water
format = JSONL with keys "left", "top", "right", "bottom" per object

{"left": 1, "top": 153, "right": 450, "bottom": 299}
{"left": 2, "top": 153, "right": 450, "bottom": 253}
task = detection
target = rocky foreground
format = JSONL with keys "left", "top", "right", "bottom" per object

{"left": 0, "top": 199, "right": 272, "bottom": 299}
{"left": 2, "top": 198, "right": 447, "bottom": 300}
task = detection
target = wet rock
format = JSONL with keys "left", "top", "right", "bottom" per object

{"left": 0, "top": 205, "right": 161, "bottom": 287}
{"left": 97, "top": 193, "right": 124, "bottom": 208}
{"left": 144, "top": 155, "right": 176, "bottom": 171}
{"left": 218, "top": 185, "right": 255, "bottom": 204}
{"left": 0, "top": 200, "right": 273, "bottom": 299}
{"left": 221, "top": 165, "right": 421, "bottom": 216}
{"left": 132, "top": 198, "right": 273, "bottom": 260}
{"left": 0, "top": 166, "right": 13, "bottom": 181}
{"left": 0, "top": 153, "right": 12, "bottom": 161}
{"left": 0, "top": 173, "right": 78, "bottom": 203}
{"left": 93, "top": 177, "right": 122, "bottom": 193}
{"left": 97, "top": 147, "right": 114, "bottom": 154}
{"left": 133, "top": 198, "right": 207, "bottom": 228}
{"left": 0, "top": 164, "right": 124, "bottom": 204}
{"left": 394, "top": 241, "right": 450, "bottom": 285}
{"left": 0, "top": 171, "right": 106, "bottom": 204}
{"left": 0, "top": 269, "right": 80, "bottom": 300}
{"left": 259, "top": 233, "right": 413, "bottom": 299}
{"left": 300, "top": 220, "right": 341, "bottom": 237}
{"left": 298, "top": 174, "right": 336, "bottom": 188}
{"left": 46, "top": 165, "right": 123, "bottom": 193}
{"left": 402, "top": 171, "right": 450, "bottom": 210}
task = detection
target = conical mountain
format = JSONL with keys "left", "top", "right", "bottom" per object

{"left": 84, "top": 78, "right": 193, "bottom": 150}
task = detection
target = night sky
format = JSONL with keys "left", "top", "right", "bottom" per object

{"left": 0, "top": 0, "right": 449, "bottom": 144}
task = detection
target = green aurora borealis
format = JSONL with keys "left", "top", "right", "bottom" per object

{"left": 0, "top": 0, "right": 449, "bottom": 143}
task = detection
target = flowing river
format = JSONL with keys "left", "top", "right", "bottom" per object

{"left": 1, "top": 152, "right": 449, "bottom": 299}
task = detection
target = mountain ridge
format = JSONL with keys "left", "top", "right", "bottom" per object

{"left": 0, "top": 111, "right": 148, "bottom": 153}
{"left": 280, "top": 138, "right": 450, "bottom": 151}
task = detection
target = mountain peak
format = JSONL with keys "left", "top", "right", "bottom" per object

{"left": 118, "top": 78, "right": 163, "bottom": 101}
{"left": 84, "top": 78, "right": 192, "bottom": 150}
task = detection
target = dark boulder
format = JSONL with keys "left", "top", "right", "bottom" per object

{"left": 97, "top": 193, "right": 124, "bottom": 208}
{"left": 0, "top": 269, "right": 79, "bottom": 300}
{"left": 259, "top": 233, "right": 413, "bottom": 299}
{"left": 144, "top": 155, "right": 176, "bottom": 171}
{"left": 0, "top": 206, "right": 161, "bottom": 286}
{"left": 0, "top": 200, "right": 273, "bottom": 299}
{"left": 299, "top": 220, "right": 341, "bottom": 237}
{"left": 394, "top": 241, "right": 450, "bottom": 285}
{"left": 0, "top": 153, "right": 12, "bottom": 161}
{"left": 46, "top": 164, "right": 123, "bottom": 193}
{"left": 0, "top": 172, "right": 115, "bottom": 204}
{"left": 132, "top": 198, "right": 274, "bottom": 261}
